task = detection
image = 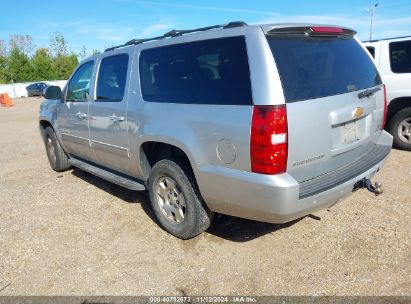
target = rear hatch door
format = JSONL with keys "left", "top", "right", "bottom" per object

{"left": 265, "top": 26, "right": 385, "bottom": 183}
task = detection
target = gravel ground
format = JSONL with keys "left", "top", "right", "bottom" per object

{"left": 0, "top": 97, "right": 410, "bottom": 296}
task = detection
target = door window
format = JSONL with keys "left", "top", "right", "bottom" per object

{"left": 96, "top": 54, "right": 129, "bottom": 102}
{"left": 66, "top": 61, "right": 94, "bottom": 102}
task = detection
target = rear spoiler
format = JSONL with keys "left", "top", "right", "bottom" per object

{"left": 267, "top": 26, "right": 356, "bottom": 37}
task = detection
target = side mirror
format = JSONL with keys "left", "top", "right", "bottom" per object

{"left": 44, "top": 86, "right": 62, "bottom": 100}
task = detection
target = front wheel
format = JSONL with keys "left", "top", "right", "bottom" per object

{"left": 44, "top": 127, "right": 71, "bottom": 172}
{"left": 388, "top": 108, "right": 411, "bottom": 151}
{"left": 148, "top": 159, "right": 213, "bottom": 239}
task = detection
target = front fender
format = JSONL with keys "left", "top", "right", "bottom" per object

{"left": 38, "top": 99, "right": 67, "bottom": 152}
{"left": 39, "top": 98, "right": 59, "bottom": 126}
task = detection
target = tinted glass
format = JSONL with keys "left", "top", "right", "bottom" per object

{"left": 366, "top": 46, "right": 375, "bottom": 58}
{"left": 266, "top": 36, "right": 382, "bottom": 103}
{"left": 66, "top": 61, "right": 94, "bottom": 102}
{"left": 390, "top": 40, "right": 411, "bottom": 73}
{"left": 96, "top": 54, "right": 129, "bottom": 102}
{"left": 139, "top": 36, "right": 252, "bottom": 105}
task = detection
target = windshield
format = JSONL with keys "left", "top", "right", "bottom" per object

{"left": 266, "top": 35, "right": 382, "bottom": 103}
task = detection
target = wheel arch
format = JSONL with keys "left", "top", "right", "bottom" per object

{"left": 39, "top": 119, "right": 54, "bottom": 142}
{"left": 386, "top": 97, "right": 411, "bottom": 128}
{"left": 139, "top": 141, "right": 196, "bottom": 181}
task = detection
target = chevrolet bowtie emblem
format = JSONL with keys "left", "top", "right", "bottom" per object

{"left": 352, "top": 107, "right": 364, "bottom": 119}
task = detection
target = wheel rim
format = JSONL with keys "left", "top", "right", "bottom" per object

{"left": 397, "top": 117, "right": 411, "bottom": 144}
{"left": 47, "top": 136, "right": 57, "bottom": 165}
{"left": 155, "top": 176, "right": 187, "bottom": 224}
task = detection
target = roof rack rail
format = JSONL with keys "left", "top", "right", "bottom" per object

{"left": 362, "top": 35, "right": 411, "bottom": 43}
{"left": 104, "top": 21, "right": 247, "bottom": 52}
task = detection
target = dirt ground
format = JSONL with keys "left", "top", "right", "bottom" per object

{"left": 0, "top": 97, "right": 410, "bottom": 296}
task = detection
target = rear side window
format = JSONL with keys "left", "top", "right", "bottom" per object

{"left": 366, "top": 46, "right": 375, "bottom": 58}
{"left": 267, "top": 36, "right": 382, "bottom": 103}
{"left": 96, "top": 53, "right": 129, "bottom": 102}
{"left": 139, "top": 36, "right": 252, "bottom": 105}
{"left": 389, "top": 40, "right": 411, "bottom": 73}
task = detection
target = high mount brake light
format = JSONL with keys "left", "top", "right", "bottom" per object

{"left": 310, "top": 27, "right": 344, "bottom": 34}
{"left": 267, "top": 26, "right": 355, "bottom": 36}
{"left": 250, "top": 105, "right": 288, "bottom": 175}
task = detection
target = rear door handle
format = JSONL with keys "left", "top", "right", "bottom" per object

{"left": 110, "top": 114, "right": 125, "bottom": 122}
{"left": 75, "top": 112, "right": 87, "bottom": 119}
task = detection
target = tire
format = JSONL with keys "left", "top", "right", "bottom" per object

{"left": 387, "top": 107, "right": 411, "bottom": 151}
{"left": 44, "top": 127, "right": 71, "bottom": 172}
{"left": 148, "top": 159, "right": 213, "bottom": 239}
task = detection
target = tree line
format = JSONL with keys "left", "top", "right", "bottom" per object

{"left": 0, "top": 33, "right": 100, "bottom": 84}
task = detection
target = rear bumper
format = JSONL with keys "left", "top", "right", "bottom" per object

{"left": 196, "top": 131, "right": 393, "bottom": 223}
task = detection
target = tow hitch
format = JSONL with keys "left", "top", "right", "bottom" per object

{"left": 355, "top": 178, "right": 383, "bottom": 195}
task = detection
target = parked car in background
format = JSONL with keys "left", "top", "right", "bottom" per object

{"left": 39, "top": 22, "right": 392, "bottom": 239}
{"left": 26, "top": 82, "right": 49, "bottom": 97}
{"left": 364, "top": 36, "right": 411, "bottom": 151}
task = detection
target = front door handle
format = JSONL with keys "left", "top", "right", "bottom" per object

{"left": 75, "top": 112, "right": 87, "bottom": 119}
{"left": 109, "top": 114, "right": 125, "bottom": 122}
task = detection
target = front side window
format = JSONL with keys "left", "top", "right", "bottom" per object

{"left": 139, "top": 36, "right": 252, "bottom": 105}
{"left": 390, "top": 40, "right": 411, "bottom": 73}
{"left": 96, "top": 54, "right": 129, "bottom": 102}
{"left": 66, "top": 61, "right": 94, "bottom": 102}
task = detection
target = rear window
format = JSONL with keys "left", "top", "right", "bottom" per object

{"left": 389, "top": 40, "right": 411, "bottom": 73}
{"left": 139, "top": 36, "right": 252, "bottom": 105}
{"left": 266, "top": 36, "right": 382, "bottom": 103}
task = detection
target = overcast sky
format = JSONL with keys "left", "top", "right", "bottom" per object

{"left": 1, "top": 0, "right": 411, "bottom": 55}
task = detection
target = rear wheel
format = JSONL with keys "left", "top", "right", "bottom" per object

{"left": 44, "top": 127, "right": 71, "bottom": 172}
{"left": 148, "top": 159, "right": 213, "bottom": 239}
{"left": 388, "top": 108, "right": 411, "bottom": 151}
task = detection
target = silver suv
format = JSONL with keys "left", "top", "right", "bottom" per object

{"left": 39, "top": 22, "right": 393, "bottom": 239}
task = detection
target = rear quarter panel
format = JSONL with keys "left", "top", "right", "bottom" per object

{"left": 126, "top": 101, "right": 254, "bottom": 176}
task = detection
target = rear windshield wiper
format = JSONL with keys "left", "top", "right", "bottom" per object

{"left": 358, "top": 87, "right": 381, "bottom": 99}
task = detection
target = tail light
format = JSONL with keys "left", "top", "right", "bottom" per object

{"left": 382, "top": 85, "right": 387, "bottom": 129}
{"left": 250, "top": 105, "right": 288, "bottom": 175}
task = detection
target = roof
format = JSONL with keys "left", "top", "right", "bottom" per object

{"left": 104, "top": 21, "right": 247, "bottom": 52}
{"left": 104, "top": 21, "right": 356, "bottom": 53}
{"left": 362, "top": 35, "right": 411, "bottom": 43}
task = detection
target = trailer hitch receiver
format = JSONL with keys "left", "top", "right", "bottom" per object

{"left": 356, "top": 178, "right": 383, "bottom": 195}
